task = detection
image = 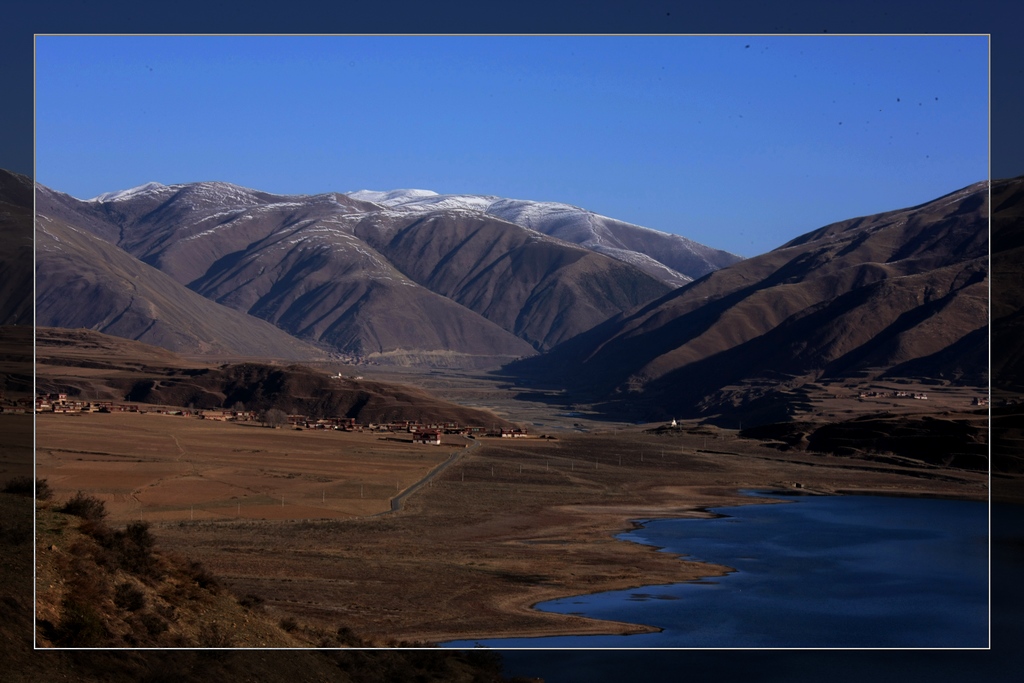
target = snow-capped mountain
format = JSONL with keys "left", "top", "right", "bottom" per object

{"left": 39, "top": 179, "right": 750, "bottom": 364}
{"left": 345, "top": 190, "right": 742, "bottom": 287}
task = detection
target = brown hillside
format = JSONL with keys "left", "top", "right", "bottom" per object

{"left": 33, "top": 213, "right": 333, "bottom": 361}
{"left": 2, "top": 487, "right": 515, "bottom": 679}
{"left": 354, "top": 211, "right": 672, "bottom": 350}
{"left": 510, "top": 180, "right": 989, "bottom": 423}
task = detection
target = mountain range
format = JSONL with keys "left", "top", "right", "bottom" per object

{"left": 9, "top": 169, "right": 996, "bottom": 425}
{"left": 32, "top": 178, "right": 739, "bottom": 366}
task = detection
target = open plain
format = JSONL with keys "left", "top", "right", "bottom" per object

{"left": 36, "top": 413, "right": 457, "bottom": 522}
{"left": 38, "top": 409, "right": 989, "bottom": 644}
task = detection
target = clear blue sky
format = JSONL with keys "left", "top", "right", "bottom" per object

{"left": 35, "top": 35, "right": 987, "bottom": 257}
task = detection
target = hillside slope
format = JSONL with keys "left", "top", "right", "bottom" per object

{"left": 351, "top": 210, "right": 671, "bottom": 349}
{"left": 510, "top": 180, "right": 990, "bottom": 422}
{"left": 34, "top": 208, "right": 331, "bottom": 360}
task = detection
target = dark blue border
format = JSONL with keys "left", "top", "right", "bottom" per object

{"left": 4, "top": 2, "right": 1022, "bottom": 681}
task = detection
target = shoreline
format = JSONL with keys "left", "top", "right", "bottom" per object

{"left": 391, "top": 485, "right": 988, "bottom": 645}
{"left": 433, "top": 487, "right": 991, "bottom": 647}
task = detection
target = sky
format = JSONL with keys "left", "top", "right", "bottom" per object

{"left": 35, "top": 35, "right": 988, "bottom": 257}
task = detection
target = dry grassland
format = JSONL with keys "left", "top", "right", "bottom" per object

{"left": 789, "top": 379, "right": 987, "bottom": 418}
{"left": 132, "top": 426, "right": 986, "bottom": 644}
{"left": 36, "top": 413, "right": 457, "bottom": 522}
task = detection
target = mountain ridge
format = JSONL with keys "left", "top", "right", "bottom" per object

{"left": 35, "top": 177, "right": 736, "bottom": 363}
{"left": 506, "top": 178, "right": 991, "bottom": 423}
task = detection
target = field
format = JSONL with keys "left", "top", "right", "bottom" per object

{"left": 36, "top": 413, "right": 460, "bottom": 522}
{"left": 38, "top": 411, "right": 988, "bottom": 644}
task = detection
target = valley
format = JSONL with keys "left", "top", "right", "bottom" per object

{"left": 31, "top": 338, "right": 992, "bottom": 644}
{"left": 10, "top": 171, "right": 1008, "bottom": 648}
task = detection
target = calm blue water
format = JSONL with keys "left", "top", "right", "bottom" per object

{"left": 444, "top": 492, "right": 989, "bottom": 649}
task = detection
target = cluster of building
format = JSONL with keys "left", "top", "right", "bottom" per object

{"left": 30, "top": 393, "right": 530, "bottom": 444}
{"left": 858, "top": 390, "right": 929, "bottom": 400}
{"left": 34, "top": 393, "right": 144, "bottom": 413}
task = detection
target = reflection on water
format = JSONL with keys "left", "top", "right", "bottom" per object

{"left": 443, "top": 492, "right": 988, "bottom": 649}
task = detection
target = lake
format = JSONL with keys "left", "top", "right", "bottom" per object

{"left": 443, "top": 491, "right": 988, "bottom": 649}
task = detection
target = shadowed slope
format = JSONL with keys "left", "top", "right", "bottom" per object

{"left": 509, "top": 180, "right": 990, "bottom": 422}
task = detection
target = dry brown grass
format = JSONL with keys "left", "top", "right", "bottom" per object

{"left": 36, "top": 412, "right": 457, "bottom": 523}
{"left": 30, "top": 374, "right": 997, "bottom": 646}
{"left": 139, "top": 426, "right": 987, "bottom": 644}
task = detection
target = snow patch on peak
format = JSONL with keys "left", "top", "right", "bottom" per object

{"left": 89, "top": 182, "right": 168, "bottom": 203}
{"left": 486, "top": 198, "right": 587, "bottom": 228}
{"left": 347, "top": 189, "right": 438, "bottom": 206}
{"left": 391, "top": 194, "right": 496, "bottom": 213}
{"left": 179, "top": 181, "right": 265, "bottom": 201}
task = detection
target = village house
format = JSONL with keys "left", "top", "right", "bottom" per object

{"left": 201, "top": 410, "right": 235, "bottom": 421}
{"left": 413, "top": 430, "right": 442, "bottom": 445}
